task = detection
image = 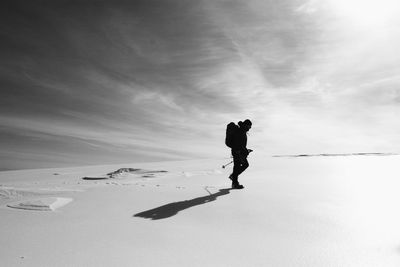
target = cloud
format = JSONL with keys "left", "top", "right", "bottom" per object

{"left": 2, "top": 0, "right": 400, "bottom": 169}
{"left": 0, "top": 0, "right": 335, "bottom": 168}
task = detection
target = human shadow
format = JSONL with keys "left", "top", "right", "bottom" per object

{"left": 133, "top": 188, "right": 232, "bottom": 220}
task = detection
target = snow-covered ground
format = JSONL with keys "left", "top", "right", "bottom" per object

{"left": 1, "top": 155, "right": 400, "bottom": 266}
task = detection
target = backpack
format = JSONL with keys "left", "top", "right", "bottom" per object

{"left": 225, "top": 122, "right": 239, "bottom": 148}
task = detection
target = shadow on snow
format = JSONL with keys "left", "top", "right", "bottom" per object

{"left": 133, "top": 188, "right": 233, "bottom": 220}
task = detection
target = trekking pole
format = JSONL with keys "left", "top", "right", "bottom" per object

{"left": 222, "top": 149, "right": 253, "bottom": 169}
{"left": 222, "top": 160, "right": 233, "bottom": 169}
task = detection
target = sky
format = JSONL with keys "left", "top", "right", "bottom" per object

{"left": 1, "top": 0, "right": 400, "bottom": 170}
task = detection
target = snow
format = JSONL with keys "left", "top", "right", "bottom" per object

{"left": 1, "top": 156, "right": 400, "bottom": 266}
{"left": 7, "top": 197, "right": 73, "bottom": 211}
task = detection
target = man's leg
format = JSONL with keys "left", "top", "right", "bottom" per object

{"left": 231, "top": 155, "right": 241, "bottom": 185}
{"left": 232, "top": 158, "right": 241, "bottom": 177}
{"left": 231, "top": 154, "right": 248, "bottom": 188}
{"left": 236, "top": 157, "right": 249, "bottom": 176}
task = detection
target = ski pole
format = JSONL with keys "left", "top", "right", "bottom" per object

{"left": 222, "top": 160, "right": 233, "bottom": 169}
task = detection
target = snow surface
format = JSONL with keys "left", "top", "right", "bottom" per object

{"left": 1, "top": 156, "right": 400, "bottom": 266}
{"left": 7, "top": 197, "right": 73, "bottom": 211}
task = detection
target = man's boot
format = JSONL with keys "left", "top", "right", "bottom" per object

{"left": 231, "top": 177, "right": 244, "bottom": 189}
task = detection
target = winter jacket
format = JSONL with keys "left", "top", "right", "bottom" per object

{"left": 231, "top": 127, "right": 248, "bottom": 154}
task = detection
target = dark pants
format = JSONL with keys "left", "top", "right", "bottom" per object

{"left": 231, "top": 150, "right": 249, "bottom": 183}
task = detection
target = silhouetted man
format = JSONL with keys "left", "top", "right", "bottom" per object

{"left": 229, "top": 119, "right": 252, "bottom": 189}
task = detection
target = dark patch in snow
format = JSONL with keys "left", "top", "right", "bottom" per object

{"left": 273, "top": 153, "right": 398, "bottom": 158}
{"left": 82, "top": 176, "right": 109, "bottom": 180}
{"left": 107, "top": 168, "right": 167, "bottom": 178}
{"left": 107, "top": 168, "right": 142, "bottom": 177}
{"left": 82, "top": 168, "right": 168, "bottom": 180}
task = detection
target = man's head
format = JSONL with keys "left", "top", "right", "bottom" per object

{"left": 241, "top": 119, "right": 252, "bottom": 132}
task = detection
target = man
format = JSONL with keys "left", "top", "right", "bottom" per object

{"left": 229, "top": 119, "right": 252, "bottom": 189}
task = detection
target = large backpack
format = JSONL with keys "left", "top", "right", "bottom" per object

{"left": 225, "top": 122, "right": 239, "bottom": 148}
